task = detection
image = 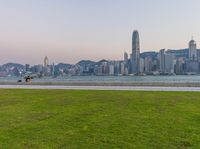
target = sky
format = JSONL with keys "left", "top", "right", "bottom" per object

{"left": 0, "top": 0, "right": 200, "bottom": 64}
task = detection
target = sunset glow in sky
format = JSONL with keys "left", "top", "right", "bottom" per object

{"left": 0, "top": 0, "right": 200, "bottom": 64}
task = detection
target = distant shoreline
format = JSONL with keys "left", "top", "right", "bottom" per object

{"left": 0, "top": 81, "right": 200, "bottom": 87}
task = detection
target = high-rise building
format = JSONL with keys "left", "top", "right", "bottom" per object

{"left": 159, "top": 49, "right": 175, "bottom": 73}
{"left": 43, "top": 56, "right": 50, "bottom": 76}
{"left": 25, "top": 64, "right": 30, "bottom": 72}
{"left": 109, "top": 64, "right": 114, "bottom": 75}
{"left": 124, "top": 52, "right": 128, "bottom": 64}
{"left": 52, "top": 63, "right": 55, "bottom": 77}
{"left": 132, "top": 30, "right": 140, "bottom": 74}
{"left": 164, "top": 53, "right": 175, "bottom": 73}
{"left": 44, "top": 56, "right": 49, "bottom": 67}
{"left": 120, "top": 62, "right": 125, "bottom": 75}
{"left": 186, "top": 60, "right": 199, "bottom": 73}
{"left": 175, "top": 58, "right": 186, "bottom": 74}
{"left": 140, "top": 58, "right": 144, "bottom": 73}
{"left": 144, "top": 56, "right": 153, "bottom": 73}
{"left": 189, "top": 38, "right": 197, "bottom": 61}
{"left": 159, "top": 49, "right": 165, "bottom": 73}
{"left": 123, "top": 52, "right": 128, "bottom": 75}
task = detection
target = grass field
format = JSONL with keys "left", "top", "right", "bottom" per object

{"left": 0, "top": 89, "right": 200, "bottom": 149}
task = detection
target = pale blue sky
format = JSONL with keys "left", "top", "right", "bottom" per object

{"left": 0, "top": 0, "right": 200, "bottom": 64}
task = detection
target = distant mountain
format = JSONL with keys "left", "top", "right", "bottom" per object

{"left": 56, "top": 63, "right": 72, "bottom": 69}
{"left": 96, "top": 59, "right": 109, "bottom": 65}
{"left": 76, "top": 60, "right": 96, "bottom": 67}
{"left": 140, "top": 51, "right": 158, "bottom": 59}
{"left": 2, "top": 63, "right": 25, "bottom": 70}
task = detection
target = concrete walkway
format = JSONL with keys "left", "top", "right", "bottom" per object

{"left": 0, "top": 85, "right": 200, "bottom": 92}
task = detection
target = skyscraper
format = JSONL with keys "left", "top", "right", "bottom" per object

{"left": 159, "top": 49, "right": 175, "bottom": 74}
{"left": 124, "top": 52, "right": 128, "bottom": 64}
{"left": 159, "top": 49, "right": 165, "bottom": 73}
{"left": 44, "top": 56, "right": 49, "bottom": 67}
{"left": 132, "top": 30, "right": 140, "bottom": 74}
{"left": 189, "top": 38, "right": 197, "bottom": 61}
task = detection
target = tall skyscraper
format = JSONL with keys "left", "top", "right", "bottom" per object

{"left": 159, "top": 49, "right": 175, "bottom": 74}
{"left": 124, "top": 52, "right": 128, "bottom": 63}
{"left": 132, "top": 30, "right": 140, "bottom": 74}
{"left": 123, "top": 52, "right": 129, "bottom": 75}
{"left": 159, "top": 49, "right": 165, "bottom": 73}
{"left": 189, "top": 38, "right": 197, "bottom": 61}
{"left": 44, "top": 56, "right": 49, "bottom": 67}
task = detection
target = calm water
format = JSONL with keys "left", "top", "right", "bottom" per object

{"left": 1, "top": 75, "right": 200, "bottom": 83}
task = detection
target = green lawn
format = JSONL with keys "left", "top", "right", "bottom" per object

{"left": 0, "top": 89, "right": 200, "bottom": 149}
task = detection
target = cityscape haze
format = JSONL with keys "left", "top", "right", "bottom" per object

{"left": 1, "top": 30, "right": 200, "bottom": 77}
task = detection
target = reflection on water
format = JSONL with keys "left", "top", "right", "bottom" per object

{"left": 1, "top": 75, "right": 200, "bottom": 83}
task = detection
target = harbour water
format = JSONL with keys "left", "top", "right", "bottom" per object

{"left": 1, "top": 75, "right": 200, "bottom": 83}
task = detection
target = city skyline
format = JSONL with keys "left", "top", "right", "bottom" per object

{"left": 1, "top": 32, "right": 200, "bottom": 77}
{"left": 0, "top": 0, "right": 200, "bottom": 64}
{"left": 0, "top": 32, "right": 199, "bottom": 66}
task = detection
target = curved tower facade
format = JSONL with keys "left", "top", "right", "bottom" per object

{"left": 189, "top": 39, "right": 197, "bottom": 61}
{"left": 44, "top": 56, "right": 49, "bottom": 67}
{"left": 132, "top": 30, "right": 140, "bottom": 74}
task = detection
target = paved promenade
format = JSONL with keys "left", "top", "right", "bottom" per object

{"left": 0, "top": 85, "right": 200, "bottom": 92}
